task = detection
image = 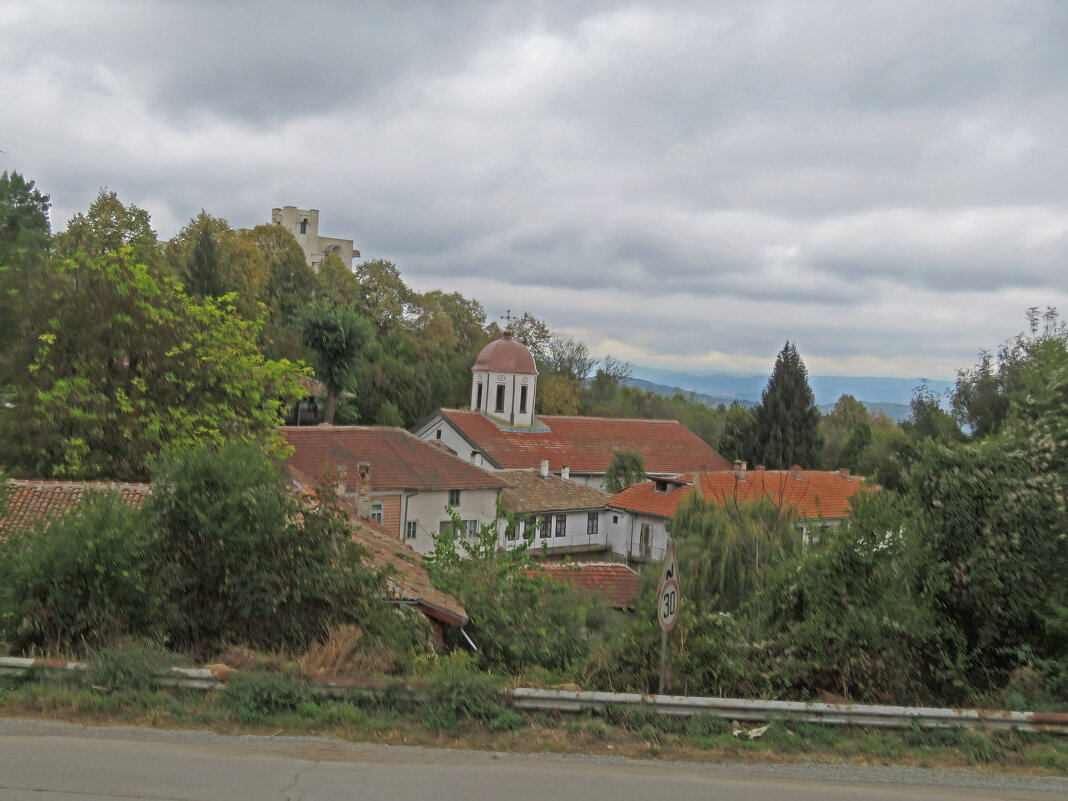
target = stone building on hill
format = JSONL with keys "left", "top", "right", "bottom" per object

{"left": 271, "top": 206, "right": 359, "bottom": 271}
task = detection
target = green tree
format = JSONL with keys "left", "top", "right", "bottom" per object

{"left": 953, "top": 307, "right": 1067, "bottom": 438}
{"left": 909, "top": 362, "right": 1068, "bottom": 694}
{"left": 354, "top": 258, "right": 411, "bottom": 334}
{"left": 299, "top": 301, "right": 375, "bottom": 424}
{"left": 820, "top": 394, "right": 871, "bottom": 467}
{"left": 242, "top": 223, "right": 313, "bottom": 323}
{"left": 183, "top": 216, "right": 226, "bottom": 297}
{"left": 751, "top": 342, "right": 822, "bottom": 469}
{"left": 903, "top": 380, "right": 961, "bottom": 443}
{"left": 0, "top": 172, "right": 51, "bottom": 360}
{"left": 146, "top": 442, "right": 400, "bottom": 654}
{"left": 0, "top": 249, "right": 303, "bottom": 480}
{"left": 716, "top": 402, "right": 757, "bottom": 463}
{"left": 604, "top": 450, "right": 645, "bottom": 493}
{"left": 752, "top": 491, "right": 944, "bottom": 703}
{"left": 53, "top": 189, "right": 159, "bottom": 267}
{"left": 424, "top": 507, "right": 613, "bottom": 673}
{"left": 667, "top": 492, "right": 798, "bottom": 612}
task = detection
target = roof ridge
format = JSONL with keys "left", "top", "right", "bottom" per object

{"left": 5, "top": 478, "right": 152, "bottom": 489}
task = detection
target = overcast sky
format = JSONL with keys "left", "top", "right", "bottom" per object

{"left": 3, "top": 0, "right": 1066, "bottom": 379}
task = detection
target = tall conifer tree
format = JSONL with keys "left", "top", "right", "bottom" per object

{"left": 752, "top": 341, "right": 822, "bottom": 469}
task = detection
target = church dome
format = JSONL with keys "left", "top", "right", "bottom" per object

{"left": 473, "top": 332, "right": 538, "bottom": 375}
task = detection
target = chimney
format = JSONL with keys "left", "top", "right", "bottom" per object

{"left": 540, "top": 459, "right": 549, "bottom": 479}
{"left": 839, "top": 467, "right": 851, "bottom": 480}
{"left": 561, "top": 465, "right": 570, "bottom": 481}
{"left": 755, "top": 464, "right": 765, "bottom": 472}
{"left": 335, "top": 465, "right": 348, "bottom": 498}
{"left": 355, "top": 462, "right": 372, "bottom": 518}
{"left": 733, "top": 460, "right": 747, "bottom": 481}
{"left": 790, "top": 464, "right": 803, "bottom": 481}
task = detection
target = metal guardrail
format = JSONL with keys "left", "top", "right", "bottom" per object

{"left": 508, "top": 688, "right": 1068, "bottom": 734}
{"left": 2, "top": 658, "right": 1065, "bottom": 735}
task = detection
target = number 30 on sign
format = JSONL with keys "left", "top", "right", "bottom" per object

{"left": 659, "top": 577, "right": 680, "bottom": 631}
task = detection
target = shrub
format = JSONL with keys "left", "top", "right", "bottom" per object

{"left": 224, "top": 673, "right": 313, "bottom": 722}
{"left": 145, "top": 442, "right": 413, "bottom": 655}
{"left": 0, "top": 493, "right": 158, "bottom": 653}
{"left": 420, "top": 654, "right": 520, "bottom": 734}
{"left": 88, "top": 641, "right": 175, "bottom": 693}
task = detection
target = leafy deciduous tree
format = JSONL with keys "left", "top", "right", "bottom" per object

{"left": 299, "top": 302, "right": 374, "bottom": 424}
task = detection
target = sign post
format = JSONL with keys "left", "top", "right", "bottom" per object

{"left": 657, "top": 540, "right": 680, "bottom": 694}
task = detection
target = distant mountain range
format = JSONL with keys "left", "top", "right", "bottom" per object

{"left": 623, "top": 367, "right": 956, "bottom": 422}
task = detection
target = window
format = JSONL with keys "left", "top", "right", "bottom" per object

{"left": 519, "top": 385, "right": 528, "bottom": 413}
{"left": 555, "top": 514, "right": 566, "bottom": 537}
{"left": 370, "top": 501, "right": 383, "bottom": 524}
{"left": 405, "top": 521, "right": 417, "bottom": 540}
{"left": 523, "top": 518, "right": 536, "bottom": 540}
{"left": 495, "top": 384, "right": 506, "bottom": 413}
{"left": 587, "top": 512, "right": 598, "bottom": 536}
{"left": 539, "top": 516, "right": 551, "bottom": 539}
{"left": 465, "top": 519, "right": 479, "bottom": 539}
{"left": 639, "top": 524, "right": 653, "bottom": 558}
{"left": 448, "top": 489, "right": 461, "bottom": 507}
{"left": 476, "top": 383, "right": 483, "bottom": 410}
{"left": 654, "top": 480, "right": 669, "bottom": 493}
{"left": 613, "top": 515, "right": 619, "bottom": 524}
{"left": 300, "top": 218, "right": 308, "bottom": 234}
{"left": 435, "top": 429, "right": 442, "bottom": 440}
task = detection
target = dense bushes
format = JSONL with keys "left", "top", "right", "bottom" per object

{"left": 424, "top": 509, "right": 620, "bottom": 675}
{"left": 0, "top": 494, "right": 158, "bottom": 651}
{"left": 0, "top": 442, "right": 424, "bottom": 661}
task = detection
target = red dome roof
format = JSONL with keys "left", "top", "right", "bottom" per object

{"left": 473, "top": 332, "right": 538, "bottom": 375}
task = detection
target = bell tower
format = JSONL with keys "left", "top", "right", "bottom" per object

{"left": 471, "top": 330, "right": 538, "bottom": 427}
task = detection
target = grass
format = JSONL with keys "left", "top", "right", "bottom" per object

{"left": 1, "top": 669, "right": 1065, "bottom": 774}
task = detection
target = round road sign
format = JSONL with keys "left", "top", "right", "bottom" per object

{"left": 658, "top": 577, "right": 680, "bottom": 631}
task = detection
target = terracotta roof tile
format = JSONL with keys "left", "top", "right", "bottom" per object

{"left": 529, "top": 562, "right": 639, "bottom": 608}
{"left": 1, "top": 479, "right": 151, "bottom": 537}
{"left": 499, "top": 469, "right": 611, "bottom": 514}
{"left": 281, "top": 426, "right": 508, "bottom": 492}
{"left": 440, "top": 410, "right": 732, "bottom": 474}
{"left": 611, "top": 469, "right": 873, "bottom": 520}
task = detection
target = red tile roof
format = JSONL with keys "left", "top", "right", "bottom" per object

{"left": 611, "top": 469, "right": 872, "bottom": 521}
{"left": 281, "top": 426, "right": 508, "bottom": 492}
{"left": 529, "top": 562, "right": 639, "bottom": 608}
{"left": 500, "top": 469, "right": 611, "bottom": 514}
{"left": 1, "top": 479, "right": 151, "bottom": 537}
{"left": 439, "top": 410, "right": 732, "bottom": 474}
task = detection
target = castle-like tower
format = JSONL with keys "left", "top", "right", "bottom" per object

{"left": 271, "top": 206, "right": 359, "bottom": 271}
{"left": 470, "top": 332, "right": 538, "bottom": 427}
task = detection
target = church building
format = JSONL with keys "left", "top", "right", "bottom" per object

{"left": 414, "top": 331, "right": 732, "bottom": 490}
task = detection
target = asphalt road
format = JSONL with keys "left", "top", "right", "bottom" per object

{"left": 0, "top": 719, "right": 1065, "bottom": 801}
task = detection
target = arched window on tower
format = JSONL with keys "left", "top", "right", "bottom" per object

{"left": 300, "top": 218, "right": 308, "bottom": 234}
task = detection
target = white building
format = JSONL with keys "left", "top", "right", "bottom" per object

{"left": 271, "top": 206, "right": 359, "bottom": 271}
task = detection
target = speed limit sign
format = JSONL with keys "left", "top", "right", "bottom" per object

{"left": 659, "top": 577, "right": 680, "bottom": 631}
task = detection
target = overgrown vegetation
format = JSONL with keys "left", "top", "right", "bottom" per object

{"left": 0, "top": 442, "right": 427, "bottom": 663}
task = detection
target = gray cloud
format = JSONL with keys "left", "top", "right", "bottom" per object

{"left": 2, "top": 0, "right": 1066, "bottom": 379}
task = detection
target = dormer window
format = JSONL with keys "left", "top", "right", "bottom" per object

{"left": 654, "top": 480, "right": 669, "bottom": 493}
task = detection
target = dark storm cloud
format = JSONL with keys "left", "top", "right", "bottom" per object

{"left": 2, "top": 0, "right": 1066, "bottom": 378}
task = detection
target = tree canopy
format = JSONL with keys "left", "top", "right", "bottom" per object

{"left": 751, "top": 341, "right": 822, "bottom": 469}
{"left": 0, "top": 249, "right": 303, "bottom": 480}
